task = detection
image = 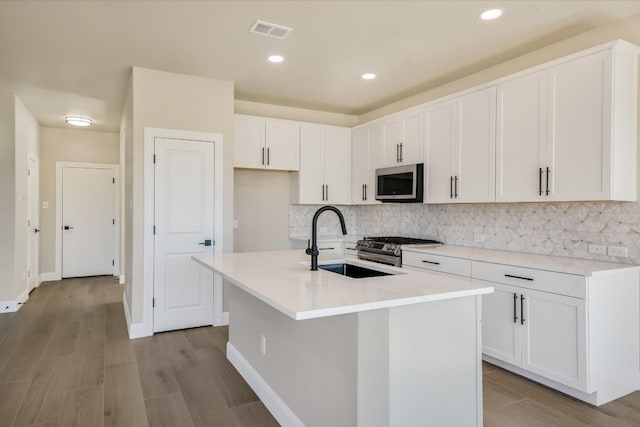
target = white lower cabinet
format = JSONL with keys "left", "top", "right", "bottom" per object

{"left": 481, "top": 280, "right": 587, "bottom": 392}
{"left": 400, "top": 247, "right": 639, "bottom": 405}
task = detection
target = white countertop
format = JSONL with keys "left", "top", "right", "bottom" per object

{"left": 193, "top": 250, "right": 493, "bottom": 320}
{"left": 402, "top": 244, "right": 639, "bottom": 276}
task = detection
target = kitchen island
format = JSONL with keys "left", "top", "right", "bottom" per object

{"left": 193, "top": 250, "right": 493, "bottom": 426}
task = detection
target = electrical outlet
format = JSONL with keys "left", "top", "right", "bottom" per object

{"left": 607, "top": 245, "right": 628, "bottom": 258}
{"left": 588, "top": 244, "right": 607, "bottom": 255}
{"left": 42, "top": 201, "right": 49, "bottom": 209}
{"left": 260, "top": 334, "right": 266, "bottom": 355}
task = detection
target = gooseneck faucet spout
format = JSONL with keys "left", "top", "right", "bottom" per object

{"left": 306, "top": 206, "right": 347, "bottom": 271}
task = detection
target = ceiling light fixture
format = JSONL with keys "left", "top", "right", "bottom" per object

{"left": 362, "top": 73, "right": 376, "bottom": 80}
{"left": 479, "top": 8, "right": 503, "bottom": 20}
{"left": 268, "top": 55, "right": 284, "bottom": 63}
{"left": 65, "top": 116, "right": 92, "bottom": 127}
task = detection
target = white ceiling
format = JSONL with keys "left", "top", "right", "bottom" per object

{"left": 2, "top": 0, "right": 640, "bottom": 132}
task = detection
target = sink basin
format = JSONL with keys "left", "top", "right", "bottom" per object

{"left": 318, "top": 263, "right": 394, "bottom": 279}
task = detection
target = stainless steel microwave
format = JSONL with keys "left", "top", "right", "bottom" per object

{"left": 375, "top": 163, "right": 424, "bottom": 202}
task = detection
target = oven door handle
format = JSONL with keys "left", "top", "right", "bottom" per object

{"left": 357, "top": 251, "right": 400, "bottom": 267}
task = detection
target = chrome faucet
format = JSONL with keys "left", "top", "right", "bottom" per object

{"left": 306, "top": 205, "right": 347, "bottom": 271}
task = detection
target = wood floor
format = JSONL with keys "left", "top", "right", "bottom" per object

{"left": 0, "top": 277, "right": 638, "bottom": 426}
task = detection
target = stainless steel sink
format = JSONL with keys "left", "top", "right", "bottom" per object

{"left": 318, "top": 263, "right": 394, "bottom": 279}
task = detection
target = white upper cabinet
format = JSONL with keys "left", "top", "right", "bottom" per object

{"left": 496, "top": 42, "right": 639, "bottom": 202}
{"left": 496, "top": 71, "right": 547, "bottom": 202}
{"left": 293, "top": 124, "right": 351, "bottom": 205}
{"left": 457, "top": 86, "right": 497, "bottom": 202}
{"left": 382, "top": 110, "right": 423, "bottom": 167}
{"left": 351, "top": 122, "right": 382, "bottom": 204}
{"left": 234, "top": 114, "right": 300, "bottom": 171}
{"left": 424, "top": 100, "right": 456, "bottom": 203}
{"left": 424, "top": 87, "right": 496, "bottom": 203}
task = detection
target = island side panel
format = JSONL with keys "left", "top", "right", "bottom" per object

{"left": 389, "top": 296, "right": 481, "bottom": 426}
{"left": 227, "top": 285, "right": 358, "bottom": 426}
{"left": 357, "top": 309, "right": 390, "bottom": 427}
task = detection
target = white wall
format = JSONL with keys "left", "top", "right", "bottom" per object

{"left": 0, "top": 92, "right": 16, "bottom": 302}
{"left": 38, "top": 127, "right": 119, "bottom": 276}
{"left": 0, "top": 94, "right": 38, "bottom": 306}
{"left": 120, "top": 75, "right": 133, "bottom": 309}
{"left": 14, "top": 97, "right": 39, "bottom": 302}
{"left": 126, "top": 67, "right": 234, "bottom": 326}
{"left": 234, "top": 169, "right": 291, "bottom": 252}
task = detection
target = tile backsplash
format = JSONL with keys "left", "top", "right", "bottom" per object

{"left": 289, "top": 201, "right": 640, "bottom": 265}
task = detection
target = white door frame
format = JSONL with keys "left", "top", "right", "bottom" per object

{"left": 143, "top": 128, "right": 224, "bottom": 337}
{"left": 55, "top": 162, "right": 120, "bottom": 280}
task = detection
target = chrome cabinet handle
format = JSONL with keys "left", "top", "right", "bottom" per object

{"left": 538, "top": 168, "right": 543, "bottom": 196}
{"left": 267, "top": 147, "right": 270, "bottom": 166}
{"left": 262, "top": 147, "right": 265, "bottom": 165}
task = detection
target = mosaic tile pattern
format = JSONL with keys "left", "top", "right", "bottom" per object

{"left": 288, "top": 205, "right": 358, "bottom": 238}
{"left": 289, "top": 201, "right": 640, "bottom": 265}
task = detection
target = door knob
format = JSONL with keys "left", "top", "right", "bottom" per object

{"left": 34, "top": 228, "right": 40, "bottom": 233}
{"left": 198, "top": 239, "right": 212, "bottom": 247}
{"left": 63, "top": 225, "right": 74, "bottom": 230}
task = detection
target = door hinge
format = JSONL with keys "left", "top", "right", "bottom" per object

{"left": 112, "top": 177, "right": 115, "bottom": 184}
{"left": 28, "top": 169, "right": 31, "bottom": 177}
{"left": 112, "top": 218, "right": 115, "bottom": 225}
{"left": 153, "top": 225, "right": 156, "bottom": 235}
{"left": 112, "top": 260, "right": 114, "bottom": 266}
{"left": 28, "top": 219, "right": 31, "bottom": 227}
{"left": 153, "top": 154, "right": 156, "bottom": 164}
{"left": 152, "top": 298, "right": 155, "bottom": 308}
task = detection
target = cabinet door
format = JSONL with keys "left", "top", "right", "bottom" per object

{"left": 324, "top": 126, "right": 351, "bottom": 204}
{"left": 234, "top": 115, "right": 266, "bottom": 168}
{"left": 481, "top": 282, "right": 522, "bottom": 367}
{"left": 400, "top": 110, "right": 423, "bottom": 165}
{"left": 351, "top": 126, "right": 369, "bottom": 204}
{"left": 547, "top": 50, "right": 612, "bottom": 201}
{"left": 496, "top": 72, "right": 547, "bottom": 202}
{"left": 457, "top": 86, "right": 496, "bottom": 202}
{"left": 424, "top": 100, "right": 456, "bottom": 202}
{"left": 265, "top": 119, "right": 300, "bottom": 171}
{"left": 521, "top": 289, "right": 588, "bottom": 392}
{"left": 382, "top": 116, "right": 402, "bottom": 166}
{"left": 367, "top": 122, "right": 382, "bottom": 204}
{"left": 298, "top": 124, "right": 326, "bottom": 204}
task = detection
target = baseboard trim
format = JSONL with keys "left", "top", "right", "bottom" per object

{"left": 227, "top": 342, "right": 304, "bottom": 427}
{"left": 39, "top": 272, "right": 60, "bottom": 282}
{"left": 0, "top": 300, "right": 18, "bottom": 313}
{"left": 16, "top": 289, "right": 28, "bottom": 304}
{"left": 122, "top": 291, "right": 152, "bottom": 339}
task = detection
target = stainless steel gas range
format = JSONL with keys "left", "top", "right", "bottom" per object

{"left": 356, "top": 236, "right": 442, "bottom": 267}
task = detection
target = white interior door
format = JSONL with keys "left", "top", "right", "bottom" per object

{"left": 62, "top": 167, "right": 115, "bottom": 278}
{"left": 27, "top": 157, "right": 39, "bottom": 291}
{"left": 153, "top": 137, "right": 214, "bottom": 333}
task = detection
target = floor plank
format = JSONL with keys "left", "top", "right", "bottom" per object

{"left": 58, "top": 385, "right": 104, "bottom": 427}
{"left": 0, "top": 380, "right": 31, "bottom": 426}
{"left": 104, "top": 362, "right": 149, "bottom": 427}
{"left": 145, "top": 392, "right": 195, "bottom": 427}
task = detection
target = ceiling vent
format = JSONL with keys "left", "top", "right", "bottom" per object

{"left": 249, "top": 20, "right": 292, "bottom": 40}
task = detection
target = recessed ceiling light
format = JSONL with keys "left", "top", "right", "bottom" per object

{"left": 268, "top": 55, "right": 284, "bottom": 63}
{"left": 362, "top": 73, "right": 376, "bottom": 80}
{"left": 65, "top": 116, "right": 92, "bottom": 127}
{"left": 479, "top": 8, "right": 503, "bottom": 20}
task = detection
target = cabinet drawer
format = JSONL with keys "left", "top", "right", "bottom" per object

{"left": 344, "top": 241, "right": 358, "bottom": 258}
{"left": 402, "top": 251, "right": 472, "bottom": 278}
{"left": 472, "top": 261, "right": 585, "bottom": 299}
